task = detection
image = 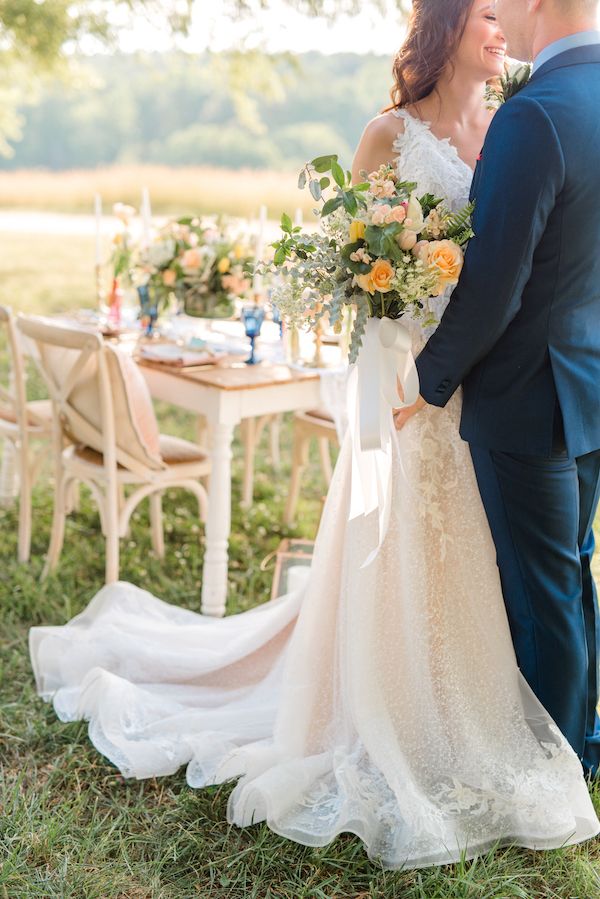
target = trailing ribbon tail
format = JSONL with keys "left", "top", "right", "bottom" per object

{"left": 348, "top": 316, "right": 419, "bottom": 569}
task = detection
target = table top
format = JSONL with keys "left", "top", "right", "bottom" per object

{"left": 136, "top": 358, "right": 321, "bottom": 392}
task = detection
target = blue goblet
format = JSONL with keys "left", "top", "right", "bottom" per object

{"left": 242, "top": 304, "right": 265, "bottom": 365}
{"left": 137, "top": 284, "right": 158, "bottom": 337}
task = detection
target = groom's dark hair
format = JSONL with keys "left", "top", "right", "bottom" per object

{"left": 388, "top": 0, "right": 472, "bottom": 110}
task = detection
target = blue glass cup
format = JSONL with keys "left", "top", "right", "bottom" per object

{"left": 242, "top": 304, "right": 265, "bottom": 365}
{"left": 137, "top": 284, "right": 158, "bottom": 337}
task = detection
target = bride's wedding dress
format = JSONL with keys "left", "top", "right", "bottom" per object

{"left": 30, "top": 110, "right": 599, "bottom": 868}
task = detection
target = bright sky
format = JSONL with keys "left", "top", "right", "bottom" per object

{"left": 108, "top": 0, "right": 405, "bottom": 56}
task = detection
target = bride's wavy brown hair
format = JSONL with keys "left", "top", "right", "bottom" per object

{"left": 389, "top": 0, "right": 474, "bottom": 109}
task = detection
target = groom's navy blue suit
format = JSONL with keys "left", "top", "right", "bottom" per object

{"left": 416, "top": 44, "right": 600, "bottom": 775}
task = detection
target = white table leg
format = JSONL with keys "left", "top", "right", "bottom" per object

{"left": 201, "top": 421, "right": 235, "bottom": 617}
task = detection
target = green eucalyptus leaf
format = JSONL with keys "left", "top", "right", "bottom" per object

{"left": 311, "top": 154, "right": 337, "bottom": 172}
{"left": 319, "top": 177, "right": 330, "bottom": 190}
{"left": 298, "top": 170, "right": 307, "bottom": 190}
{"left": 309, "top": 179, "right": 322, "bottom": 201}
{"left": 281, "top": 212, "right": 293, "bottom": 233}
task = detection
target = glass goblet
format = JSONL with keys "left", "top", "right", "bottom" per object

{"left": 242, "top": 304, "right": 265, "bottom": 365}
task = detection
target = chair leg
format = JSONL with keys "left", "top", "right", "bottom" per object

{"left": 42, "top": 475, "right": 68, "bottom": 579}
{"left": 241, "top": 417, "right": 257, "bottom": 509}
{"left": 150, "top": 491, "right": 165, "bottom": 558}
{"left": 17, "top": 446, "right": 32, "bottom": 563}
{"left": 318, "top": 437, "right": 333, "bottom": 486}
{"left": 270, "top": 415, "right": 282, "bottom": 470}
{"left": 284, "top": 426, "right": 311, "bottom": 526}
{"left": 65, "top": 478, "right": 80, "bottom": 514}
{"left": 104, "top": 483, "right": 120, "bottom": 584}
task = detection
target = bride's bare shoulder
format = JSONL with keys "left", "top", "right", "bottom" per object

{"left": 352, "top": 111, "right": 404, "bottom": 181}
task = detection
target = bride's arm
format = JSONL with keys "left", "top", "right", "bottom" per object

{"left": 351, "top": 113, "right": 402, "bottom": 184}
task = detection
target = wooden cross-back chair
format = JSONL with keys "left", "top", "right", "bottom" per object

{"left": 17, "top": 315, "right": 211, "bottom": 583}
{"left": 0, "top": 306, "right": 52, "bottom": 561}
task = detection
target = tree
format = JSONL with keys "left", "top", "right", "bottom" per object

{"left": 0, "top": 1, "right": 407, "bottom": 154}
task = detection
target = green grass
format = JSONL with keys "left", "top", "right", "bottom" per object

{"left": 0, "top": 237, "right": 599, "bottom": 897}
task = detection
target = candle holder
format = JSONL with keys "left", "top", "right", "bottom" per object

{"left": 95, "top": 263, "right": 106, "bottom": 312}
{"left": 242, "top": 303, "right": 265, "bottom": 365}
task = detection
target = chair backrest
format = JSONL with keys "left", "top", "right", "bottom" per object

{"left": 0, "top": 305, "right": 30, "bottom": 436}
{"left": 16, "top": 316, "right": 165, "bottom": 477}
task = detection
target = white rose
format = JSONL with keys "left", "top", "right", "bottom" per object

{"left": 405, "top": 192, "right": 425, "bottom": 233}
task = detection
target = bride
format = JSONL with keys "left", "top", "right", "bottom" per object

{"left": 30, "top": 0, "right": 599, "bottom": 869}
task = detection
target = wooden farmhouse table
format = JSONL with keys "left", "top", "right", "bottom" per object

{"left": 137, "top": 360, "right": 321, "bottom": 617}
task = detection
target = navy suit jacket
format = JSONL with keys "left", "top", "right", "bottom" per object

{"left": 416, "top": 45, "right": 600, "bottom": 457}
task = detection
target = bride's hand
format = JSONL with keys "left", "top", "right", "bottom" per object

{"left": 393, "top": 396, "right": 427, "bottom": 430}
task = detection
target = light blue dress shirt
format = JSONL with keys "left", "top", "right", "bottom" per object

{"left": 532, "top": 30, "right": 600, "bottom": 73}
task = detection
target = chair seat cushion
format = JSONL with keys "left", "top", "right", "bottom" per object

{"left": 73, "top": 434, "right": 208, "bottom": 468}
{"left": 0, "top": 399, "right": 52, "bottom": 427}
{"left": 158, "top": 434, "right": 208, "bottom": 465}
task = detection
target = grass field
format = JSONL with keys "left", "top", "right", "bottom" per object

{"left": 0, "top": 230, "right": 599, "bottom": 897}
{"left": 0, "top": 165, "right": 316, "bottom": 219}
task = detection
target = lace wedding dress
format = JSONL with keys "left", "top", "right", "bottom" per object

{"left": 30, "top": 110, "right": 600, "bottom": 869}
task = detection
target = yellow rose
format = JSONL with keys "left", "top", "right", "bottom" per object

{"left": 218, "top": 257, "right": 231, "bottom": 273}
{"left": 349, "top": 220, "right": 366, "bottom": 243}
{"left": 356, "top": 258, "right": 395, "bottom": 295}
{"left": 234, "top": 244, "right": 245, "bottom": 259}
{"left": 427, "top": 240, "right": 464, "bottom": 294}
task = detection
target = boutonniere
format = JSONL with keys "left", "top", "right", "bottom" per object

{"left": 485, "top": 62, "right": 532, "bottom": 110}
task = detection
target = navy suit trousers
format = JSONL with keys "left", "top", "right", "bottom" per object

{"left": 470, "top": 440, "right": 600, "bottom": 776}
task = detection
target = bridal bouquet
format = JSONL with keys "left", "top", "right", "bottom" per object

{"left": 266, "top": 155, "right": 474, "bottom": 363}
{"left": 138, "top": 217, "right": 255, "bottom": 318}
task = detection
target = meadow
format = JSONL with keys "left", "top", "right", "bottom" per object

{"left": 0, "top": 225, "right": 599, "bottom": 897}
{"left": 0, "top": 166, "right": 316, "bottom": 219}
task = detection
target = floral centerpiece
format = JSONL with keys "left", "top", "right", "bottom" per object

{"left": 109, "top": 210, "right": 256, "bottom": 324}
{"left": 265, "top": 155, "right": 474, "bottom": 364}
{"left": 138, "top": 217, "right": 255, "bottom": 319}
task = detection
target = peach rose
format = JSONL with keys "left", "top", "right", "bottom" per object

{"left": 397, "top": 229, "right": 418, "bottom": 251}
{"left": 427, "top": 240, "right": 464, "bottom": 293}
{"left": 412, "top": 240, "right": 431, "bottom": 263}
{"left": 349, "top": 220, "right": 366, "bottom": 243}
{"left": 181, "top": 248, "right": 202, "bottom": 270}
{"left": 162, "top": 269, "right": 177, "bottom": 287}
{"left": 356, "top": 258, "right": 395, "bottom": 295}
{"left": 385, "top": 205, "right": 406, "bottom": 225}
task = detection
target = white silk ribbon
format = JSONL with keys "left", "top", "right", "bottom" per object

{"left": 348, "top": 316, "right": 419, "bottom": 568}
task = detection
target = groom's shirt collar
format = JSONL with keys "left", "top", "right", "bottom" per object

{"left": 532, "top": 30, "right": 600, "bottom": 73}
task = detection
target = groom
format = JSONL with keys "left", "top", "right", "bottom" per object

{"left": 403, "top": 0, "right": 600, "bottom": 776}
